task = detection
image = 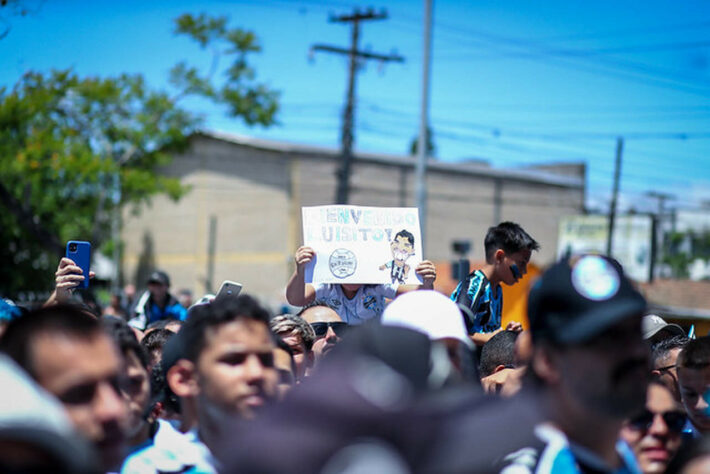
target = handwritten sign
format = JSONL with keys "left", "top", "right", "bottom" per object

{"left": 302, "top": 205, "right": 423, "bottom": 284}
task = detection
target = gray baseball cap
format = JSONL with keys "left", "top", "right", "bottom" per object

{"left": 642, "top": 314, "right": 685, "bottom": 343}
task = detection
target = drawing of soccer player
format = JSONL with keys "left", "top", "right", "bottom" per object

{"left": 379, "top": 229, "right": 416, "bottom": 284}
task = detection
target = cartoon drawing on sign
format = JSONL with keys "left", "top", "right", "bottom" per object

{"left": 379, "top": 229, "right": 415, "bottom": 284}
{"left": 329, "top": 248, "right": 357, "bottom": 279}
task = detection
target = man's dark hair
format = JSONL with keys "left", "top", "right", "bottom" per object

{"left": 0, "top": 304, "right": 102, "bottom": 378}
{"left": 296, "top": 299, "right": 337, "bottom": 317}
{"left": 651, "top": 334, "right": 689, "bottom": 368}
{"left": 484, "top": 222, "right": 540, "bottom": 263}
{"left": 150, "top": 360, "right": 181, "bottom": 415}
{"left": 102, "top": 316, "right": 149, "bottom": 369}
{"left": 677, "top": 336, "right": 710, "bottom": 370}
{"left": 181, "top": 294, "right": 271, "bottom": 363}
{"left": 394, "top": 229, "right": 415, "bottom": 246}
{"left": 479, "top": 330, "right": 519, "bottom": 378}
{"left": 141, "top": 328, "right": 174, "bottom": 365}
{"left": 145, "top": 317, "right": 182, "bottom": 332}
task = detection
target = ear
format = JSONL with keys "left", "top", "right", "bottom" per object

{"left": 531, "top": 346, "right": 560, "bottom": 385}
{"left": 651, "top": 369, "right": 661, "bottom": 378}
{"left": 167, "top": 359, "right": 199, "bottom": 398}
{"left": 494, "top": 249, "right": 506, "bottom": 263}
{"left": 493, "top": 364, "right": 508, "bottom": 374}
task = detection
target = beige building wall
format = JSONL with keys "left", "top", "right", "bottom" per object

{"left": 122, "top": 132, "right": 585, "bottom": 308}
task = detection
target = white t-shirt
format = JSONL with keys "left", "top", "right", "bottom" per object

{"left": 313, "top": 283, "right": 398, "bottom": 324}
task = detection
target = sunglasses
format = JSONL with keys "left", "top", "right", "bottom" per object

{"left": 628, "top": 409, "right": 687, "bottom": 434}
{"left": 311, "top": 321, "right": 349, "bottom": 338}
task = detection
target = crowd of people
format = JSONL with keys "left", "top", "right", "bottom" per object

{"left": 2, "top": 221, "right": 710, "bottom": 473}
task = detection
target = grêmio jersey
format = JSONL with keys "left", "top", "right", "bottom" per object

{"left": 450, "top": 269, "right": 502, "bottom": 334}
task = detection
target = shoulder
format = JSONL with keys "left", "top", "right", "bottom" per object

{"left": 369, "top": 284, "right": 397, "bottom": 298}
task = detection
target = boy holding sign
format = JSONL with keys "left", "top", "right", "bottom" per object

{"left": 286, "top": 245, "right": 437, "bottom": 325}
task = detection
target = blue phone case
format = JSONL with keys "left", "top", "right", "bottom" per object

{"left": 66, "top": 241, "right": 91, "bottom": 289}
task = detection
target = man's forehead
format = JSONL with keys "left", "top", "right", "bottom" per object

{"left": 394, "top": 235, "right": 411, "bottom": 244}
{"left": 31, "top": 331, "right": 121, "bottom": 387}
{"left": 678, "top": 364, "right": 710, "bottom": 383}
{"left": 206, "top": 319, "right": 273, "bottom": 347}
{"left": 301, "top": 306, "right": 341, "bottom": 324}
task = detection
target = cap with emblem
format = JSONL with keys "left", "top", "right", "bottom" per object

{"left": 642, "top": 314, "right": 684, "bottom": 343}
{"left": 528, "top": 254, "right": 647, "bottom": 345}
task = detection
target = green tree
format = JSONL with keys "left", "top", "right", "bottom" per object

{"left": 0, "top": 13, "right": 279, "bottom": 297}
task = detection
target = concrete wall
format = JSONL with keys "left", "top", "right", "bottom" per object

{"left": 122, "top": 134, "right": 584, "bottom": 307}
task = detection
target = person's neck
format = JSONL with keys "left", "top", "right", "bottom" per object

{"left": 480, "top": 264, "right": 500, "bottom": 287}
{"left": 128, "top": 420, "right": 152, "bottom": 448}
{"left": 551, "top": 400, "right": 623, "bottom": 469}
{"left": 342, "top": 287, "right": 358, "bottom": 299}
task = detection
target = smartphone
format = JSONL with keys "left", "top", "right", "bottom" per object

{"left": 217, "top": 280, "right": 242, "bottom": 299}
{"left": 66, "top": 241, "right": 91, "bottom": 289}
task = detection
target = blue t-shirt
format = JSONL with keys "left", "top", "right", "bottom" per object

{"left": 450, "top": 269, "right": 502, "bottom": 334}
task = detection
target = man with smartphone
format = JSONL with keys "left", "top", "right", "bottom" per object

{"left": 129, "top": 271, "right": 187, "bottom": 330}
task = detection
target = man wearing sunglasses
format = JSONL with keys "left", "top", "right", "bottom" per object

{"left": 298, "top": 301, "right": 347, "bottom": 373}
{"left": 620, "top": 381, "right": 686, "bottom": 473}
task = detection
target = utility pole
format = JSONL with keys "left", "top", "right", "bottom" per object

{"left": 606, "top": 137, "right": 624, "bottom": 256}
{"left": 311, "top": 8, "right": 404, "bottom": 204}
{"left": 647, "top": 191, "right": 675, "bottom": 281}
{"left": 416, "top": 0, "right": 433, "bottom": 247}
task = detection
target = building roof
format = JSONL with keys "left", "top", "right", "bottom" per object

{"left": 640, "top": 279, "right": 710, "bottom": 320}
{"left": 199, "top": 130, "right": 584, "bottom": 189}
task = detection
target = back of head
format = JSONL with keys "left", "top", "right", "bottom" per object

{"left": 484, "top": 221, "right": 539, "bottom": 262}
{"left": 0, "top": 304, "right": 101, "bottom": 378}
{"left": 181, "top": 294, "right": 271, "bottom": 363}
{"left": 102, "top": 316, "right": 148, "bottom": 369}
{"left": 677, "top": 336, "right": 710, "bottom": 370}
{"left": 479, "top": 330, "right": 518, "bottom": 377}
{"left": 270, "top": 314, "right": 316, "bottom": 351}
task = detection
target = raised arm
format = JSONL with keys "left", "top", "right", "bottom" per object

{"left": 395, "top": 260, "right": 437, "bottom": 295}
{"left": 285, "top": 246, "right": 317, "bottom": 306}
{"left": 45, "top": 257, "right": 95, "bottom": 306}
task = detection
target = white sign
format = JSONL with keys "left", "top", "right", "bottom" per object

{"left": 557, "top": 215, "right": 652, "bottom": 283}
{"left": 302, "top": 205, "right": 424, "bottom": 284}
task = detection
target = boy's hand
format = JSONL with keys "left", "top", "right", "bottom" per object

{"left": 415, "top": 260, "right": 437, "bottom": 289}
{"left": 294, "top": 246, "right": 315, "bottom": 272}
{"left": 505, "top": 321, "right": 523, "bottom": 333}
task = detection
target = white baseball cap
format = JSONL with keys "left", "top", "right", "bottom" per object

{"left": 382, "top": 290, "right": 473, "bottom": 349}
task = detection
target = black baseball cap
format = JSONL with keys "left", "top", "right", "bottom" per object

{"left": 528, "top": 254, "right": 647, "bottom": 345}
{"left": 148, "top": 270, "right": 170, "bottom": 287}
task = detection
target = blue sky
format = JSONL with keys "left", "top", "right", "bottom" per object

{"left": 2, "top": 0, "right": 709, "bottom": 213}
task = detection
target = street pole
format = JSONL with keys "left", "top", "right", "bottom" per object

{"left": 416, "top": 0, "right": 433, "bottom": 248}
{"left": 606, "top": 137, "right": 624, "bottom": 256}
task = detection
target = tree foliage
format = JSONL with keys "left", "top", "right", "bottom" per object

{"left": 0, "top": 13, "right": 278, "bottom": 297}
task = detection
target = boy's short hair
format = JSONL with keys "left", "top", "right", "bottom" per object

{"left": 677, "top": 336, "right": 710, "bottom": 370}
{"left": 181, "top": 294, "right": 271, "bottom": 363}
{"left": 484, "top": 222, "right": 540, "bottom": 263}
{"left": 479, "top": 330, "right": 519, "bottom": 377}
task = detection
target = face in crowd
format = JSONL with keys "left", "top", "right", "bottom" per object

{"left": 121, "top": 347, "right": 151, "bottom": 440}
{"left": 620, "top": 383, "right": 686, "bottom": 474}
{"left": 678, "top": 363, "right": 710, "bottom": 432}
{"left": 272, "top": 346, "right": 296, "bottom": 400}
{"left": 31, "top": 329, "right": 128, "bottom": 470}
{"left": 190, "top": 318, "right": 278, "bottom": 420}
{"left": 279, "top": 332, "right": 310, "bottom": 381}
{"left": 536, "top": 315, "right": 650, "bottom": 420}
{"left": 300, "top": 305, "right": 346, "bottom": 367}
{"left": 652, "top": 346, "right": 684, "bottom": 403}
